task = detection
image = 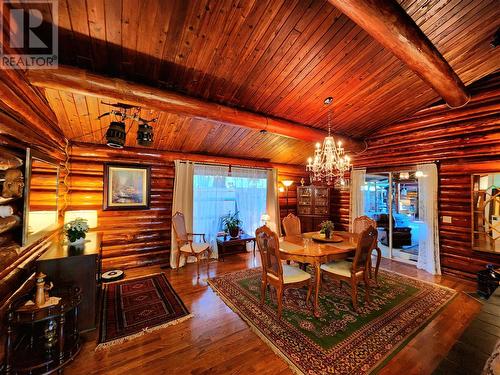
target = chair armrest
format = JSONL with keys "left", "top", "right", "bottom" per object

{"left": 188, "top": 233, "right": 207, "bottom": 242}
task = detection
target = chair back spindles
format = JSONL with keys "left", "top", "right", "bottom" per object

{"left": 256, "top": 226, "right": 283, "bottom": 282}
{"left": 282, "top": 213, "right": 301, "bottom": 236}
{"left": 352, "top": 226, "right": 378, "bottom": 272}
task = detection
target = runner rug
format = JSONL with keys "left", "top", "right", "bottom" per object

{"left": 208, "top": 268, "right": 456, "bottom": 374}
{"left": 97, "top": 273, "right": 192, "bottom": 349}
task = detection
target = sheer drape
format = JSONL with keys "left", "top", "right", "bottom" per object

{"left": 192, "top": 164, "right": 268, "bottom": 257}
{"left": 231, "top": 167, "right": 267, "bottom": 238}
{"left": 193, "top": 164, "right": 229, "bottom": 259}
{"left": 170, "top": 160, "right": 194, "bottom": 268}
{"left": 266, "top": 169, "right": 281, "bottom": 235}
{"left": 350, "top": 168, "right": 366, "bottom": 230}
{"left": 417, "top": 163, "right": 441, "bottom": 275}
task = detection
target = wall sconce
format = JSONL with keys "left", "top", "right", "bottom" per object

{"left": 415, "top": 171, "right": 424, "bottom": 178}
{"left": 399, "top": 172, "right": 410, "bottom": 180}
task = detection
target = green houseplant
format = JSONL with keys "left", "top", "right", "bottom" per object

{"left": 223, "top": 211, "right": 242, "bottom": 238}
{"left": 320, "top": 220, "right": 335, "bottom": 239}
{"left": 64, "top": 218, "right": 89, "bottom": 245}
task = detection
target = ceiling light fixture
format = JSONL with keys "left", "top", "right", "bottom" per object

{"left": 306, "top": 97, "right": 351, "bottom": 187}
{"left": 105, "top": 121, "right": 126, "bottom": 148}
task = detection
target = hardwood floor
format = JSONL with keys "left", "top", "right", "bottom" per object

{"left": 66, "top": 253, "right": 481, "bottom": 375}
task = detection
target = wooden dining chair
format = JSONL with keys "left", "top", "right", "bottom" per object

{"left": 255, "top": 225, "right": 312, "bottom": 318}
{"left": 320, "top": 226, "right": 377, "bottom": 311}
{"left": 282, "top": 213, "right": 303, "bottom": 266}
{"left": 353, "top": 215, "right": 381, "bottom": 285}
{"left": 282, "top": 213, "right": 301, "bottom": 236}
{"left": 172, "top": 211, "right": 212, "bottom": 278}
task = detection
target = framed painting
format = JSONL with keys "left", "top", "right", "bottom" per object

{"left": 103, "top": 164, "right": 151, "bottom": 210}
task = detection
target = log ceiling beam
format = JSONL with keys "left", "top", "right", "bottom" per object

{"left": 327, "top": 0, "right": 470, "bottom": 108}
{"left": 26, "top": 65, "right": 365, "bottom": 153}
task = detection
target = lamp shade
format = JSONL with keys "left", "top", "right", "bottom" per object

{"left": 261, "top": 213, "right": 270, "bottom": 222}
{"left": 282, "top": 180, "right": 294, "bottom": 187}
{"left": 64, "top": 210, "right": 98, "bottom": 229}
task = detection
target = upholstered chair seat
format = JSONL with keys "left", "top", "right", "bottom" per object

{"left": 271, "top": 264, "right": 311, "bottom": 283}
{"left": 180, "top": 242, "right": 210, "bottom": 254}
{"left": 321, "top": 260, "right": 362, "bottom": 278}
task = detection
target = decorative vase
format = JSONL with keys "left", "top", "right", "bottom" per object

{"left": 69, "top": 237, "right": 85, "bottom": 246}
{"left": 229, "top": 227, "right": 240, "bottom": 238}
{"left": 324, "top": 228, "right": 331, "bottom": 239}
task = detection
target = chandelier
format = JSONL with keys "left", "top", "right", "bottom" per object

{"left": 306, "top": 98, "right": 351, "bottom": 187}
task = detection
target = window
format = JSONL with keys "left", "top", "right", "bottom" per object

{"left": 193, "top": 164, "right": 267, "bottom": 250}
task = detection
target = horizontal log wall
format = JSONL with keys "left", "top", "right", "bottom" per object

{"left": 69, "top": 143, "right": 306, "bottom": 270}
{"left": 351, "top": 72, "right": 500, "bottom": 279}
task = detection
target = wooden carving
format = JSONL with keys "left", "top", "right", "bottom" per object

{"left": 2, "top": 169, "right": 24, "bottom": 198}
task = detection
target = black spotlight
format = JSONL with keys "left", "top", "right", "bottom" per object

{"left": 137, "top": 123, "right": 154, "bottom": 146}
{"left": 105, "top": 121, "right": 126, "bottom": 148}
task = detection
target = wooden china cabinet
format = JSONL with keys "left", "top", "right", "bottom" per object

{"left": 297, "top": 185, "right": 330, "bottom": 233}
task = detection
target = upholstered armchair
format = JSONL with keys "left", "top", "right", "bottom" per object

{"left": 172, "top": 211, "right": 212, "bottom": 277}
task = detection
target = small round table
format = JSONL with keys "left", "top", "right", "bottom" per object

{"left": 4, "top": 287, "right": 82, "bottom": 375}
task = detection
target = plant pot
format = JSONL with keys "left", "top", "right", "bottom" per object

{"left": 228, "top": 227, "right": 240, "bottom": 238}
{"left": 324, "top": 229, "right": 331, "bottom": 239}
{"left": 69, "top": 237, "right": 85, "bottom": 246}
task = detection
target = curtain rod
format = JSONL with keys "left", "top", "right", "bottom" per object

{"left": 177, "top": 160, "right": 272, "bottom": 171}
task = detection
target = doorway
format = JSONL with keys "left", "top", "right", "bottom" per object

{"left": 363, "top": 171, "right": 420, "bottom": 263}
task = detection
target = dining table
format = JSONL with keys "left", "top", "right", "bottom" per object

{"left": 279, "top": 231, "right": 360, "bottom": 317}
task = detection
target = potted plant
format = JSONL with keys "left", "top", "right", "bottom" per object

{"left": 64, "top": 218, "right": 89, "bottom": 246}
{"left": 223, "top": 211, "right": 242, "bottom": 238}
{"left": 320, "top": 220, "right": 335, "bottom": 239}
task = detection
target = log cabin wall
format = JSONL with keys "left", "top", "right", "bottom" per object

{"left": 68, "top": 143, "right": 306, "bottom": 271}
{"left": 344, "top": 72, "right": 500, "bottom": 280}
{"left": 0, "top": 58, "right": 68, "bottom": 354}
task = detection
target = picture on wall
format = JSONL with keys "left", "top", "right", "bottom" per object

{"left": 103, "top": 164, "right": 151, "bottom": 210}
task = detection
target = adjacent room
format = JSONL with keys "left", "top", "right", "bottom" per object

{"left": 0, "top": 1, "right": 499, "bottom": 374}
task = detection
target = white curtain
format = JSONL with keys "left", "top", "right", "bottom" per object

{"left": 170, "top": 160, "right": 194, "bottom": 268}
{"left": 193, "top": 164, "right": 230, "bottom": 259}
{"left": 417, "top": 163, "right": 441, "bottom": 275}
{"left": 192, "top": 164, "right": 268, "bottom": 257}
{"left": 231, "top": 167, "right": 268, "bottom": 239}
{"left": 266, "top": 169, "right": 281, "bottom": 235}
{"left": 350, "top": 168, "right": 366, "bottom": 230}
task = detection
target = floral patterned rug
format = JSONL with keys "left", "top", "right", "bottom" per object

{"left": 208, "top": 267, "right": 456, "bottom": 374}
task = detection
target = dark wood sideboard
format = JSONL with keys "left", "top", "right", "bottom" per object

{"left": 36, "top": 232, "right": 101, "bottom": 332}
{"left": 297, "top": 185, "right": 331, "bottom": 233}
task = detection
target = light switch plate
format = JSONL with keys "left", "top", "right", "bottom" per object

{"left": 442, "top": 216, "right": 452, "bottom": 224}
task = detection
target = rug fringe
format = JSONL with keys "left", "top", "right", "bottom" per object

{"left": 95, "top": 313, "right": 193, "bottom": 351}
{"left": 207, "top": 280, "right": 304, "bottom": 375}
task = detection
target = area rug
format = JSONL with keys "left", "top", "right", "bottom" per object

{"left": 97, "top": 273, "right": 192, "bottom": 349}
{"left": 208, "top": 268, "right": 456, "bottom": 374}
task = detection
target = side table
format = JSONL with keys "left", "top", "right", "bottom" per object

{"left": 3, "top": 286, "right": 82, "bottom": 375}
{"left": 216, "top": 234, "right": 256, "bottom": 261}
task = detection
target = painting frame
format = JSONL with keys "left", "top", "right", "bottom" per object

{"left": 103, "top": 163, "right": 151, "bottom": 211}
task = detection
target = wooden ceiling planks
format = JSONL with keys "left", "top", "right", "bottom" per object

{"left": 45, "top": 0, "right": 498, "bottom": 139}
{"left": 43, "top": 89, "right": 314, "bottom": 164}
{"left": 7, "top": 0, "right": 497, "bottom": 164}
